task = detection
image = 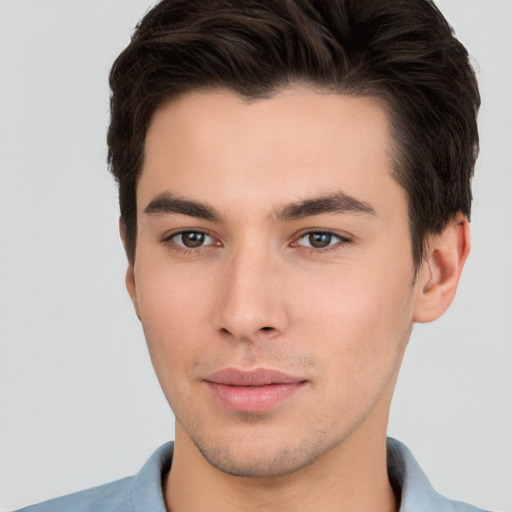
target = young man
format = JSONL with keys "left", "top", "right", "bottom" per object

{"left": 16, "top": 0, "right": 488, "bottom": 511}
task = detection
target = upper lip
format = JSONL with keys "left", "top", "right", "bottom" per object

{"left": 204, "top": 368, "right": 306, "bottom": 386}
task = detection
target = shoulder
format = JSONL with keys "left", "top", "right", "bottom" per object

{"left": 448, "top": 501, "right": 494, "bottom": 512}
{"left": 387, "top": 438, "right": 494, "bottom": 512}
{"left": 14, "top": 477, "right": 133, "bottom": 512}
{"left": 13, "top": 442, "right": 174, "bottom": 512}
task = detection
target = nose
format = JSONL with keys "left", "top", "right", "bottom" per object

{"left": 214, "top": 245, "right": 290, "bottom": 342}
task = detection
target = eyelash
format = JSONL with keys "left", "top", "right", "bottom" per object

{"left": 292, "top": 231, "right": 351, "bottom": 253}
{"left": 162, "top": 230, "right": 217, "bottom": 255}
{"left": 162, "top": 229, "right": 351, "bottom": 255}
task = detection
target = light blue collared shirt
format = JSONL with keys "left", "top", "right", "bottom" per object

{"left": 15, "top": 438, "right": 492, "bottom": 512}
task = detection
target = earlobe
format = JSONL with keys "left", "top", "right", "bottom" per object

{"left": 125, "top": 265, "right": 141, "bottom": 320}
{"left": 119, "top": 219, "right": 141, "bottom": 320}
{"left": 413, "top": 217, "right": 470, "bottom": 323}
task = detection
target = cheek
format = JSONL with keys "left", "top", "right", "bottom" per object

{"left": 302, "top": 264, "right": 411, "bottom": 328}
{"left": 136, "top": 250, "right": 213, "bottom": 320}
{"left": 294, "top": 275, "right": 413, "bottom": 424}
{"left": 134, "top": 263, "right": 214, "bottom": 373}
{"left": 295, "top": 265, "right": 414, "bottom": 374}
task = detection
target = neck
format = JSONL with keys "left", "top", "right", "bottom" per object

{"left": 164, "top": 420, "right": 398, "bottom": 512}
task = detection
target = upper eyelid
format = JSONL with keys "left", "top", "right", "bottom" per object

{"left": 293, "top": 228, "right": 352, "bottom": 241}
{"left": 162, "top": 228, "right": 212, "bottom": 241}
{"left": 160, "top": 228, "right": 352, "bottom": 247}
{"left": 163, "top": 230, "right": 218, "bottom": 252}
{"left": 293, "top": 228, "right": 353, "bottom": 249}
{"left": 300, "top": 231, "right": 342, "bottom": 239}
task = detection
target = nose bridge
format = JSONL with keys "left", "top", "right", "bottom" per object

{"left": 215, "top": 236, "right": 288, "bottom": 340}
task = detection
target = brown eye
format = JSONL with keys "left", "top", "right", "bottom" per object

{"left": 308, "top": 233, "right": 333, "bottom": 248}
{"left": 296, "top": 231, "right": 347, "bottom": 250}
{"left": 173, "top": 231, "right": 212, "bottom": 248}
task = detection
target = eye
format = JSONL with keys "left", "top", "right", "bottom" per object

{"left": 296, "top": 231, "right": 347, "bottom": 250}
{"left": 170, "top": 231, "right": 215, "bottom": 249}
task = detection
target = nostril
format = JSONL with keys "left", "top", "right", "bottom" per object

{"left": 260, "top": 327, "right": 274, "bottom": 332}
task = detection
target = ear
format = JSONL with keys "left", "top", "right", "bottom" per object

{"left": 119, "top": 219, "right": 141, "bottom": 320}
{"left": 413, "top": 216, "right": 470, "bottom": 323}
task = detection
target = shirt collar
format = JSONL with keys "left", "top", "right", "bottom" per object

{"left": 128, "top": 439, "right": 460, "bottom": 512}
{"left": 129, "top": 442, "right": 173, "bottom": 512}
{"left": 387, "top": 437, "right": 463, "bottom": 511}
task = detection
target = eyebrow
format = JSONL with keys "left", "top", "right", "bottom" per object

{"left": 144, "top": 192, "right": 221, "bottom": 222}
{"left": 143, "top": 190, "right": 376, "bottom": 223}
{"left": 271, "top": 191, "right": 376, "bottom": 222}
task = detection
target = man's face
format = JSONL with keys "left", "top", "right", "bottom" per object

{"left": 128, "top": 87, "right": 423, "bottom": 477}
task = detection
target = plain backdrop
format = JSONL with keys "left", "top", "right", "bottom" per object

{"left": 0, "top": 0, "right": 511, "bottom": 510}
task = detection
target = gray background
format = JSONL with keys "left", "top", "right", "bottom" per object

{"left": 0, "top": 0, "right": 511, "bottom": 510}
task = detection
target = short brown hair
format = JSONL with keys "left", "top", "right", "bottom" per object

{"left": 108, "top": 0, "right": 480, "bottom": 268}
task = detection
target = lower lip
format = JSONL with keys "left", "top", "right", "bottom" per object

{"left": 205, "top": 381, "right": 306, "bottom": 413}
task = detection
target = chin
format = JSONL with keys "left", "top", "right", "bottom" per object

{"left": 189, "top": 428, "right": 331, "bottom": 478}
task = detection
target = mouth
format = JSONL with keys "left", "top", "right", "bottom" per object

{"left": 203, "top": 368, "right": 307, "bottom": 413}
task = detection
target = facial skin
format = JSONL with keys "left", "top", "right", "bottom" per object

{"left": 125, "top": 86, "right": 469, "bottom": 512}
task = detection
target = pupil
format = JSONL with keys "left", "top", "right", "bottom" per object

{"left": 309, "top": 233, "right": 331, "bottom": 248}
{"left": 183, "top": 232, "right": 205, "bottom": 248}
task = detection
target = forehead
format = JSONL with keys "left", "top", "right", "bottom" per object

{"left": 139, "top": 86, "right": 404, "bottom": 219}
